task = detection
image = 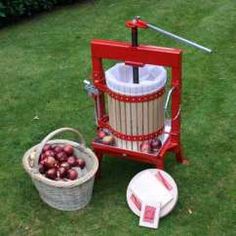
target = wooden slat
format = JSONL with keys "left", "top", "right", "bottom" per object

{"left": 125, "top": 89, "right": 132, "bottom": 150}
{"left": 111, "top": 97, "right": 118, "bottom": 145}
{"left": 153, "top": 98, "right": 158, "bottom": 132}
{"left": 143, "top": 101, "right": 149, "bottom": 135}
{"left": 120, "top": 101, "right": 127, "bottom": 149}
{"left": 148, "top": 100, "right": 154, "bottom": 134}
{"left": 137, "top": 102, "right": 143, "bottom": 151}
{"left": 115, "top": 99, "right": 122, "bottom": 148}
{"left": 161, "top": 95, "right": 165, "bottom": 126}
{"left": 107, "top": 96, "right": 113, "bottom": 128}
{"left": 131, "top": 103, "right": 138, "bottom": 151}
{"left": 156, "top": 95, "right": 165, "bottom": 130}
{"left": 157, "top": 97, "right": 161, "bottom": 130}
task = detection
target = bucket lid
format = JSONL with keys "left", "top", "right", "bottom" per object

{"left": 126, "top": 168, "right": 178, "bottom": 218}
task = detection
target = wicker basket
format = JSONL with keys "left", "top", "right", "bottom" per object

{"left": 22, "top": 128, "right": 99, "bottom": 211}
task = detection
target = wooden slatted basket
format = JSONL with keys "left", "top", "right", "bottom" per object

{"left": 22, "top": 128, "right": 99, "bottom": 211}
{"left": 105, "top": 63, "right": 167, "bottom": 151}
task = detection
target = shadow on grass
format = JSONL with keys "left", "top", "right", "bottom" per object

{"left": 0, "top": 0, "right": 94, "bottom": 29}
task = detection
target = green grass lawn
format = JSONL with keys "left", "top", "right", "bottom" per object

{"left": 0, "top": 0, "right": 236, "bottom": 235}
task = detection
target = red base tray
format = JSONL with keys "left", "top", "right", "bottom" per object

{"left": 91, "top": 136, "right": 186, "bottom": 178}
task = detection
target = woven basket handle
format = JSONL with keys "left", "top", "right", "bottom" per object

{"left": 34, "top": 128, "right": 85, "bottom": 170}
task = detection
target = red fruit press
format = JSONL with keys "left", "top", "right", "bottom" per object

{"left": 84, "top": 16, "right": 212, "bottom": 176}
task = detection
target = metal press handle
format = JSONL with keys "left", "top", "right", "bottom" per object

{"left": 129, "top": 16, "right": 212, "bottom": 53}
{"left": 147, "top": 23, "right": 212, "bottom": 53}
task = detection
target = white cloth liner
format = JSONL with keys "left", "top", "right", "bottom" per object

{"left": 105, "top": 63, "right": 167, "bottom": 96}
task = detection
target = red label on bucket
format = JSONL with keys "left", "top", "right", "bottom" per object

{"left": 130, "top": 193, "right": 142, "bottom": 210}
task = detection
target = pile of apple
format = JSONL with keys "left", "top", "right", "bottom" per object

{"left": 38, "top": 144, "right": 85, "bottom": 181}
{"left": 95, "top": 129, "right": 115, "bottom": 145}
{"left": 140, "top": 137, "right": 162, "bottom": 153}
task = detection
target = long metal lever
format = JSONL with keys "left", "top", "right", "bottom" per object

{"left": 131, "top": 16, "right": 212, "bottom": 53}
{"left": 147, "top": 23, "right": 212, "bottom": 53}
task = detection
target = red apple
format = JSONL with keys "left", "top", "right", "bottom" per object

{"left": 67, "top": 169, "right": 78, "bottom": 180}
{"left": 77, "top": 158, "right": 85, "bottom": 169}
{"left": 39, "top": 153, "right": 46, "bottom": 164}
{"left": 39, "top": 164, "right": 46, "bottom": 174}
{"left": 63, "top": 144, "right": 74, "bottom": 156}
{"left": 46, "top": 168, "right": 57, "bottom": 180}
{"left": 102, "top": 135, "right": 114, "bottom": 145}
{"left": 98, "top": 130, "right": 106, "bottom": 139}
{"left": 40, "top": 153, "right": 46, "bottom": 159}
{"left": 57, "top": 167, "right": 67, "bottom": 178}
{"left": 94, "top": 137, "right": 102, "bottom": 143}
{"left": 44, "top": 150, "right": 55, "bottom": 157}
{"left": 56, "top": 151, "right": 67, "bottom": 162}
{"left": 103, "top": 128, "right": 111, "bottom": 135}
{"left": 44, "top": 156, "right": 57, "bottom": 169}
{"left": 67, "top": 156, "right": 77, "bottom": 167}
{"left": 150, "top": 138, "right": 162, "bottom": 152}
{"left": 140, "top": 141, "right": 151, "bottom": 153}
{"left": 43, "top": 144, "right": 52, "bottom": 152}
{"left": 60, "top": 162, "right": 70, "bottom": 170}
{"left": 54, "top": 145, "right": 63, "bottom": 154}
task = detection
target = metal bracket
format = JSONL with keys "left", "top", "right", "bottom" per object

{"left": 83, "top": 80, "right": 99, "bottom": 97}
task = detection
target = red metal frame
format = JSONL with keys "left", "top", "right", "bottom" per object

{"left": 90, "top": 39, "right": 187, "bottom": 175}
{"left": 125, "top": 18, "right": 148, "bottom": 29}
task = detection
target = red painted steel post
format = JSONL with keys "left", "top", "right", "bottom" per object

{"left": 91, "top": 56, "right": 106, "bottom": 120}
{"left": 171, "top": 58, "right": 185, "bottom": 163}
